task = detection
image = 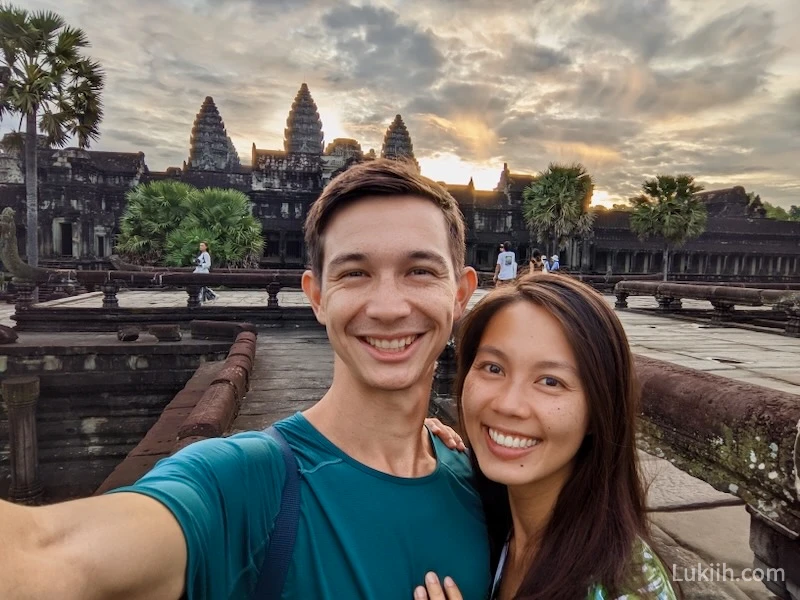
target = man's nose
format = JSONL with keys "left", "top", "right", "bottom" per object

{"left": 364, "top": 276, "right": 413, "bottom": 321}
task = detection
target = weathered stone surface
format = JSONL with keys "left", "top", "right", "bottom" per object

{"left": 213, "top": 365, "right": 248, "bottom": 399}
{"left": 0, "top": 323, "right": 17, "bottom": 344}
{"left": 380, "top": 114, "right": 418, "bottom": 170}
{"left": 284, "top": 83, "right": 323, "bottom": 154}
{"left": 117, "top": 327, "right": 139, "bottom": 342}
{"left": 190, "top": 319, "right": 256, "bottom": 341}
{"left": 178, "top": 382, "right": 238, "bottom": 439}
{"left": 186, "top": 96, "right": 240, "bottom": 172}
{"left": 149, "top": 324, "right": 182, "bottom": 342}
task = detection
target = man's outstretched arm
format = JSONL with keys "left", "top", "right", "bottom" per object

{"left": 0, "top": 492, "right": 187, "bottom": 600}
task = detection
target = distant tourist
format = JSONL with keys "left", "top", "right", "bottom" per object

{"left": 493, "top": 241, "right": 517, "bottom": 286}
{"left": 529, "top": 248, "right": 549, "bottom": 273}
{"left": 193, "top": 241, "right": 217, "bottom": 303}
{"left": 415, "top": 273, "right": 677, "bottom": 600}
{"left": 0, "top": 159, "right": 489, "bottom": 600}
{"left": 550, "top": 253, "right": 560, "bottom": 272}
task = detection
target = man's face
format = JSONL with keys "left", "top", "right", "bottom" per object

{"left": 303, "top": 195, "right": 476, "bottom": 392}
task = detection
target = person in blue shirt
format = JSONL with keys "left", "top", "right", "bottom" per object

{"left": 0, "top": 159, "right": 491, "bottom": 600}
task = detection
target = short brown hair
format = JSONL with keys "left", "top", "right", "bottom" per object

{"left": 304, "top": 158, "right": 466, "bottom": 278}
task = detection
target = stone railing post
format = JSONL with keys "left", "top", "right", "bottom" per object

{"left": 614, "top": 291, "right": 629, "bottom": 309}
{"left": 13, "top": 280, "right": 36, "bottom": 311}
{"left": 101, "top": 282, "right": 119, "bottom": 309}
{"left": 785, "top": 305, "right": 800, "bottom": 338}
{"left": 267, "top": 281, "right": 281, "bottom": 308}
{"left": 186, "top": 285, "right": 202, "bottom": 309}
{"left": 1, "top": 376, "right": 44, "bottom": 504}
{"left": 711, "top": 300, "right": 735, "bottom": 325}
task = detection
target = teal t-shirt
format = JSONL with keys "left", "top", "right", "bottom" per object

{"left": 112, "top": 412, "right": 491, "bottom": 600}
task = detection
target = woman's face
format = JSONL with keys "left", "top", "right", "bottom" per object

{"left": 462, "top": 301, "right": 589, "bottom": 493}
{"left": 199, "top": 243, "right": 207, "bottom": 252}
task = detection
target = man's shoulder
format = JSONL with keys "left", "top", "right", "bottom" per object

{"left": 431, "top": 435, "right": 474, "bottom": 480}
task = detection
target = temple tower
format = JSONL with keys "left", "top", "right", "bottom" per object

{"left": 284, "top": 83, "right": 324, "bottom": 154}
{"left": 186, "top": 96, "right": 240, "bottom": 171}
{"left": 380, "top": 114, "right": 418, "bottom": 169}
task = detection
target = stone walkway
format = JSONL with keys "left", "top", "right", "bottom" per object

{"left": 4, "top": 289, "right": 797, "bottom": 396}
{"left": 2, "top": 289, "right": 796, "bottom": 598}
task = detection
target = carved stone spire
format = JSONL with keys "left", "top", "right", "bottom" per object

{"left": 187, "top": 96, "right": 240, "bottom": 171}
{"left": 380, "top": 114, "right": 418, "bottom": 169}
{"left": 284, "top": 83, "right": 324, "bottom": 154}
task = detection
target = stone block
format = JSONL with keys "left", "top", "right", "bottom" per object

{"left": 0, "top": 324, "right": 18, "bottom": 344}
{"left": 164, "top": 388, "right": 205, "bottom": 410}
{"left": 190, "top": 320, "right": 257, "bottom": 341}
{"left": 224, "top": 354, "right": 253, "bottom": 375}
{"left": 116, "top": 327, "right": 139, "bottom": 342}
{"left": 148, "top": 324, "right": 182, "bottom": 342}
{"left": 178, "top": 382, "right": 238, "bottom": 439}
{"left": 172, "top": 435, "right": 207, "bottom": 454}
{"left": 213, "top": 364, "right": 249, "bottom": 399}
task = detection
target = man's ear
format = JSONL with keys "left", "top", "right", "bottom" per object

{"left": 301, "top": 269, "right": 326, "bottom": 325}
{"left": 453, "top": 266, "right": 478, "bottom": 320}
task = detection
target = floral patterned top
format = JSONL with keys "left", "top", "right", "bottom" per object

{"left": 491, "top": 538, "right": 677, "bottom": 599}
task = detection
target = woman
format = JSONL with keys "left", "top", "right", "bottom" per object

{"left": 193, "top": 241, "right": 217, "bottom": 303}
{"left": 416, "top": 273, "right": 676, "bottom": 600}
{"left": 528, "top": 249, "right": 548, "bottom": 274}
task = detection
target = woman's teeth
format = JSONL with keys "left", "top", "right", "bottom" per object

{"left": 365, "top": 335, "right": 418, "bottom": 352}
{"left": 488, "top": 427, "right": 541, "bottom": 449}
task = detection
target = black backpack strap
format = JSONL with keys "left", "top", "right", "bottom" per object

{"left": 253, "top": 425, "right": 300, "bottom": 599}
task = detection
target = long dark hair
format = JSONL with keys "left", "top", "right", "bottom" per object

{"left": 454, "top": 273, "right": 649, "bottom": 599}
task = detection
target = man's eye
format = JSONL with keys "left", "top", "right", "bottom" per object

{"left": 344, "top": 271, "right": 365, "bottom": 277}
{"left": 410, "top": 268, "right": 433, "bottom": 276}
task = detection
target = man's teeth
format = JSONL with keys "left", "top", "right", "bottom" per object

{"left": 488, "top": 428, "right": 540, "bottom": 449}
{"left": 365, "top": 335, "right": 418, "bottom": 352}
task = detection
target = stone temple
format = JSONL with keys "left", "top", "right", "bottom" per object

{"left": 0, "top": 82, "right": 798, "bottom": 277}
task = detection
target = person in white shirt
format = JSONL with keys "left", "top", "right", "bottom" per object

{"left": 493, "top": 242, "right": 517, "bottom": 286}
{"left": 193, "top": 241, "right": 217, "bottom": 303}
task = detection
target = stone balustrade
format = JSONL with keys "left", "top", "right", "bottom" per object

{"left": 635, "top": 356, "right": 800, "bottom": 600}
{"left": 614, "top": 280, "right": 800, "bottom": 336}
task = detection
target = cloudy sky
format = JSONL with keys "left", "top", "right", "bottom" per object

{"left": 7, "top": 0, "right": 800, "bottom": 207}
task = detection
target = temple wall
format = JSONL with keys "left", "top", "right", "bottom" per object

{"left": 2, "top": 145, "right": 799, "bottom": 277}
{"left": 0, "top": 154, "right": 23, "bottom": 184}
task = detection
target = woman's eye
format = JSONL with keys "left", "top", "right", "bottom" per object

{"left": 481, "top": 363, "right": 502, "bottom": 375}
{"left": 541, "top": 377, "right": 560, "bottom": 387}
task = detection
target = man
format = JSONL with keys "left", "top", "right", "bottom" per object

{"left": 493, "top": 241, "right": 516, "bottom": 286}
{"left": 0, "top": 159, "right": 490, "bottom": 600}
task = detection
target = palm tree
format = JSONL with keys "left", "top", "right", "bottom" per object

{"left": 522, "top": 162, "right": 595, "bottom": 262}
{"left": 629, "top": 175, "right": 707, "bottom": 281}
{"left": 0, "top": 5, "right": 104, "bottom": 268}
{"left": 115, "top": 180, "right": 197, "bottom": 264}
{"left": 164, "top": 187, "right": 264, "bottom": 268}
{"left": 116, "top": 181, "right": 264, "bottom": 268}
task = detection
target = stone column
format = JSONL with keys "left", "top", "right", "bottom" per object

{"left": 186, "top": 285, "right": 202, "bottom": 309}
{"left": 267, "top": 281, "right": 281, "bottom": 308}
{"left": 101, "top": 282, "right": 119, "bottom": 309}
{"left": 13, "top": 280, "right": 36, "bottom": 311}
{"left": 1, "top": 376, "right": 44, "bottom": 504}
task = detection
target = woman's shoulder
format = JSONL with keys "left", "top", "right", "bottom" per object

{"left": 590, "top": 539, "right": 677, "bottom": 600}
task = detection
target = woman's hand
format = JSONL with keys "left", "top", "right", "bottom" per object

{"left": 424, "top": 418, "right": 466, "bottom": 452}
{"left": 414, "top": 572, "right": 463, "bottom": 600}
